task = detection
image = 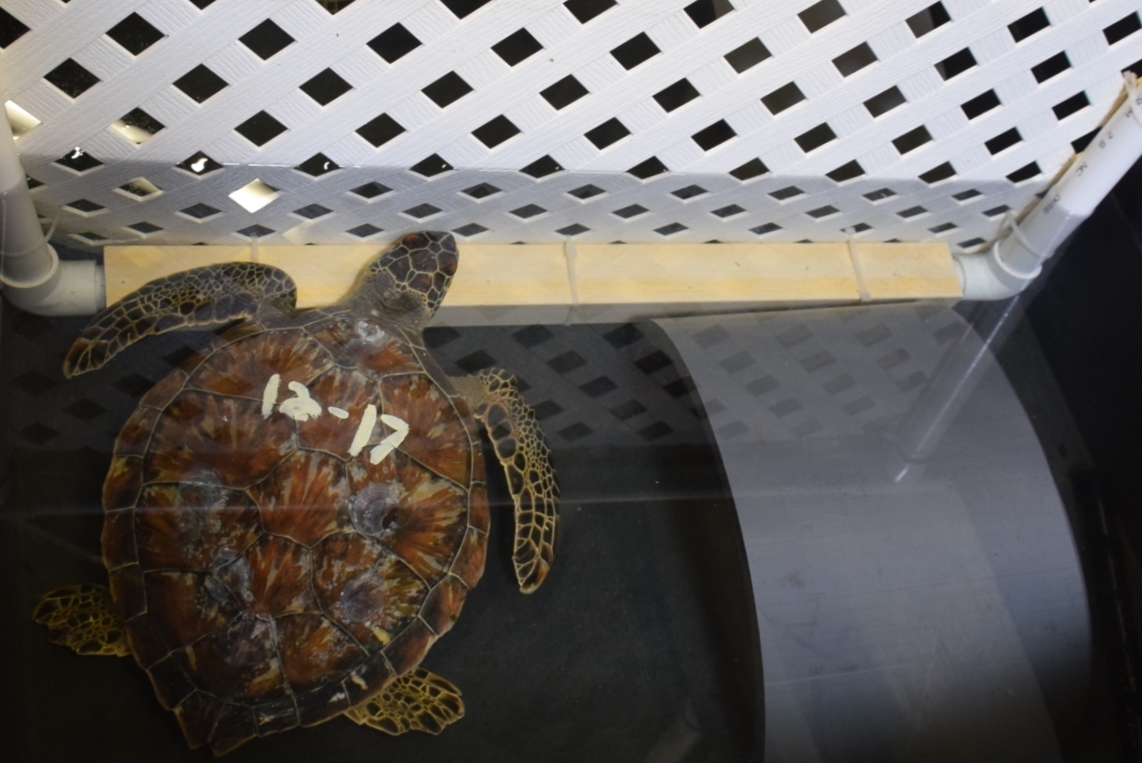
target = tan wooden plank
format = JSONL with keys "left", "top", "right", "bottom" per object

{"left": 101, "top": 241, "right": 963, "bottom": 324}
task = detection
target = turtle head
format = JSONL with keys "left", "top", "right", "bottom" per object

{"left": 352, "top": 231, "right": 458, "bottom": 328}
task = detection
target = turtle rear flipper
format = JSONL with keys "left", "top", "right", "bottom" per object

{"left": 344, "top": 668, "right": 464, "bottom": 735}
{"left": 33, "top": 583, "right": 129, "bottom": 657}
{"left": 63, "top": 262, "right": 297, "bottom": 377}
{"left": 453, "top": 369, "right": 558, "bottom": 593}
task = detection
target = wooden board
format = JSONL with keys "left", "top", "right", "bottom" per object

{"left": 103, "top": 241, "right": 963, "bottom": 325}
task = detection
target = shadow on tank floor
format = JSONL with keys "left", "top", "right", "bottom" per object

{"left": 0, "top": 308, "right": 763, "bottom": 763}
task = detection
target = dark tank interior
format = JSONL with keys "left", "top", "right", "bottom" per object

{"left": 0, "top": 308, "right": 763, "bottom": 763}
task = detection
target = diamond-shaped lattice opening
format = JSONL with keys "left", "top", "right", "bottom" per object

{"left": 865, "top": 188, "right": 897, "bottom": 202}
{"left": 114, "top": 374, "right": 157, "bottom": 402}
{"left": 347, "top": 223, "right": 383, "bottom": 239}
{"left": 106, "top": 12, "right": 165, "bottom": 56}
{"left": 568, "top": 184, "right": 605, "bottom": 200}
{"left": 565, "top": 0, "right": 615, "bottom": 24}
{"left": 441, "top": 0, "right": 493, "bottom": 18}
{"left": 628, "top": 157, "right": 668, "bottom": 179}
{"left": 128, "top": 221, "right": 164, "bottom": 235}
{"left": 111, "top": 107, "right": 165, "bottom": 145}
{"left": 898, "top": 206, "right": 928, "bottom": 219}
{"left": 318, "top": 1, "right": 358, "bottom": 14}
{"left": 300, "top": 68, "right": 353, "bottom": 105}
{"left": 462, "top": 183, "right": 501, "bottom": 199}
{"left": 673, "top": 185, "right": 707, "bottom": 200}
{"left": 236, "top": 224, "right": 274, "bottom": 239}
{"left": 368, "top": 23, "right": 422, "bottom": 63}
{"left": 514, "top": 325, "right": 555, "bottom": 348}
{"left": 920, "top": 162, "right": 955, "bottom": 184}
{"left": 6, "top": 100, "right": 41, "bottom": 138}
{"left": 65, "top": 199, "right": 106, "bottom": 215}
{"left": 762, "top": 82, "right": 805, "bottom": 115}
{"left": 1007, "top": 162, "right": 1041, "bottom": 183}
{"left": 929, "top": 222, "right": 958, "bottom": 234}
{"left": 983, "top": 205, "right": 1010, "bottom": 218}
{"left": 807, "top": 205, "right": 840, "bottom": 219}
{"left": 725, "top": 38, "right": 770, "bottom": 73}
{"left": 423, "top": 72, "right": 473, "bottom": 108}
{"left": 239, "top": 19, "right": 294, "bottom": 59}
{"left": 654, "top": 79, "right": 699, "bottom": 112}
{"left": 557, "top": 223, "right": 590, "bottom": 236}
{"left": 1105, "top": 13, "right": 1142, "bottom": 45}
{"left": 473, "top": 116, "right": 521, "bottom": 148}
{"left": 770, "top": 186, "right": 804, "bottom": 201}
{"left": 357, "top": 113, "right": 405, "bottom": 147}
{"left": 685, "top": 0, "right": 734, "bottom": 28}
{"left": 55, "top": 147, "right": 103, "bottom": 173}
{"left": 693, "top": 120, "right": 736, "bottom": 150}
{"left": 541, "top": 76, "right": 589, "bottom": 110}
{"left": 865, "top": 86, "right": 906, "bottom": 117}
{"left": 44, "top": 59, "right": 100, "bottom": 98}
{"left": 64, "top": 398, "right": 107, "bottom": 422}
{"left": 296, "top": 153, "right": 340, "bottom": 177}
{"left": 851, "top": 222, "right": 872, "bottom": 233}
{"left": 581, "top": 376, "right": 618, "bottom": 398}
{"left": 833, "top": 43, "right": 877, "bottom": 77}
{"left": 936, "top": 48, "right": 977, "bottom": 80}
{"left": 74, "top": 232, "right": 108, "bottom": 244}
{"left": 177, "top": 152, "right": 222, "bottom": 176}
{"left": 173, "top": 64, "right": 228, "bottom": 103}
{"left": 403, "top": 203, "right": 443, "bottom": 219}
{"left": 613, "top": 204, "right": 649, "bottom": 219}
{"left": 189, "top": 0, "right": 217, "bottom": 8}
{"left": 494, "top": 28, "right": 543, "bottom": 65}
{"left": 1054, "top": 92, "right": 1090, "bottom": 120}
{"left": 893, "top": 126, "right": 932, "bottom": 154}
{"left": 827, "top": 161, "right": 865, "bottom": 182}
{"left": 953, "top": 189, "right": 980, "bottom": 201}
{"left": 235, "top": 111, "right": 287, "bottom": 146}
{"left": 558, "top": 422, "right": 593, "bottom": 442}
{"left": 229, "top": 179, "right": 279, "bottom": 212}
{"left": 12, "top": 370, "right": 57, "bottom": 395}
{"left": 611, "top": 33, "right": 660, "bottom": 69}
{"left": 800, "top": 0, "right": 845, "bottom": 32}
{"left": 985, "top": 128, "right": 1021, "bottom": 155}
{"left": 711, "top": 204, "right": 745, "bottom": 218}
{"left": 585, "top": 118, "right": 630, "bottom": 149}
{"left": 0, "top": 8, "right": 29, "bottom": 49}
{"left": 958, "top": 238, "right": 987, "bottom": 249}
{"left": 293, "top": 203, "right": 332, "bottom": 220}
{"left": 731, "top": 159, "right": 769, "bottom": 181}
{"left": 962, "top": 90, "right": 1000, "bottom": 119}
{"left": 350, "top": 182, "right": 392, "bottom": 199}
{"left": 453, "top": 223, "right": 488, "bottom": 237}
{"left": 1032, "top": 52, "right": 1070, "bottom": 83}
{"left": 20, "top": 423, "right": 59, "bottom": 445}
{"left": 511, "top": 204, "right": 547, "bottom": 219}
{"left": 611, "top": 400, "right": 646, "bottom": 420}
{"left": 1073, "top": 129, "right": 1097, "bottom": 154}
{"left": 907, "top": 2, "right": 951, "bottom": 37}
{"left": 655, "top": 222, "right": 688, "bottom": 236}
{"left": 179, "top": 203, "right": 221, "bottom": 220}
{"left": 521, "top": 155, "right": 564, "bottom": 178}
{"left": 410, "top": 154, "right": 454, "bottom": 177}
{"left": 795, "top": 124, "right": 836, "bottom": 153}
{"left": 1009, "top": 8, "right": 1050, "bottom": 42}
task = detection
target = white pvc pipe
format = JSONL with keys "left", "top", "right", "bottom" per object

{"left": 1, "top": 112, "right": 104, "bottom": 315}
{"left": 956, "top": 73, "right": 1142, "bottom": 300}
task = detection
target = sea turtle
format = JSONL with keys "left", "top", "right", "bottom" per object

{"left": 33, "top": 231, "right": 558, "bottom": 754}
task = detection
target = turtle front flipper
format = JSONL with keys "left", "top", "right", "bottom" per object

{"left": 453, "top": 369, "right": 558, "bottom": 593}
{"left": 32, "top": 583, "right": 129, "bottom": 657}
{"left": 63, "top": 262, "right": 297, "bottom": 377}
{"left": 344, "top": 668, "right": 464, "bottom": 735}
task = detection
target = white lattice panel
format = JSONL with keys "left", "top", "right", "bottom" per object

{"left": 3, "top": 0, "right": 1141, "bottom": 252}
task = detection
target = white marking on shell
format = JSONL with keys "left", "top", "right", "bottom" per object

{"left": 280, "top": 381, "right": 322, "bottom": 422}
{"left": 370, "top": 414, "right": 409, "bottom": 464}
{"left": 329, "top": 406, "right": 350, "bottom": 419}
{"left": 349, "top": 404, "right": 377, "bottom": 457}
{"left": 261, "top": 374, "right": 281, "bottom": 418}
